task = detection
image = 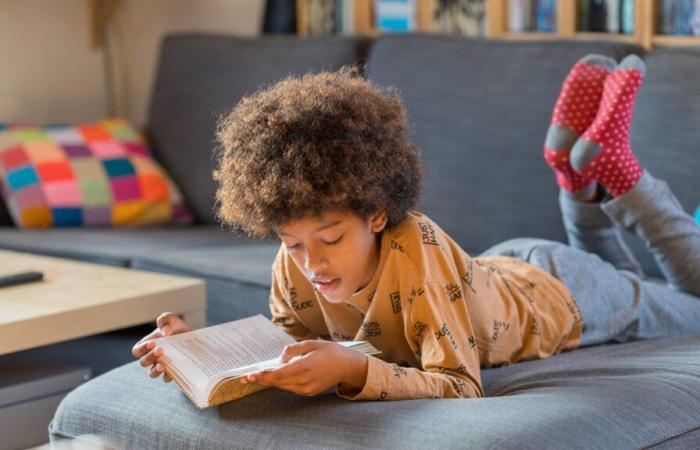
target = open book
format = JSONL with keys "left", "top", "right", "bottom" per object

{"left": 154, "top": 314, "right": 381, "bottom": 408}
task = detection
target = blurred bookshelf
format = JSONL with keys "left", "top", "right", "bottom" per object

{"left": 296, "top": 0, "right": 700, "bottom": 49}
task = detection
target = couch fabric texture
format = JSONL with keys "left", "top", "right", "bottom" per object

{"left": 50, "top": 336, "right": 700, "bottom": 449}
{"left": 0, "top": 33, "right": 696, "bottom": 448}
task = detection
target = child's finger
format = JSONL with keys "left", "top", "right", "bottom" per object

{"left": 132, "top": 329, "right": 163, "bottom": 354}
{"left": 156, "top": 312, "right": 178, "bottom": 332}
{"left": 149, "top": 363, "right": 164, "bottom": 378}
{"left": 139, "top": 346, "right": 163, "bottom": 368}
{"left": 132, "top": 336, "right": 159, "bottom": 358}
{"left": 163, "top": 372, "right": 173, "bottom": 383}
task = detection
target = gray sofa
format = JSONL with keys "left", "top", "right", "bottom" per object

{"left": 2, "top": 33, "right": 699, "bottom": 447}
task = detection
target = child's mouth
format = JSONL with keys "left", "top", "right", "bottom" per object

{"left": 313, "top": 278, "right": 340, "bottom": 293}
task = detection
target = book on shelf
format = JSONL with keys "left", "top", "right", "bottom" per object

{"left": 606, "top": 0, "right": 620, "bottom": 33}
{"left": 658, "top": 0, "right": 700, "bottom": 36}
{"left": 620, "top": 0, "right": 634, "bottom": 34}
{"left": 375, "top": 0, "right": 415, "bottom": 32}
{"left": 155, "top": 314, "right": 382, "bottom": 408}
{"left": 508, "top": 0, "right": 555, "bottom": 33}
{"left": 577, "top": 0, "right": 635, "bottom": 34}
{"left": 508, "top": 0, "right": 531, "bottom": 32}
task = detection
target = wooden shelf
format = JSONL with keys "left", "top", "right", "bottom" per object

{"left": 574, "top": 32, "right": 640, "bottom": 44}
{"left": 501, "top": 32, "right": 560, "bottom": 40}
{"left": 296, "top": 0, "right": 700, "bottom": 50}
{"left": 652, "top": 35, "right": 700, "bottom": 46}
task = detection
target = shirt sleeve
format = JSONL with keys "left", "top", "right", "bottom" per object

{"left": 269, "top": 254, "right": 317, "bottom": 342}
{"left": 335, "top": 280, "right": 484, "bottom": 401}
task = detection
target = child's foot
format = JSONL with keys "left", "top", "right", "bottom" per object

{"left": 571, "top": 55, "right": 645, "bottom": 198}
{"left": 544, "top": 54, "right": 616, "bottom": 196}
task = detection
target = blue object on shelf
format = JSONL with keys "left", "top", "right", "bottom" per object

{"left": 375, "top": 0, "right": 415, "bottom": 32}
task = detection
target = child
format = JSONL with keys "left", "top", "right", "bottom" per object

{"left": 132, "top": 59, "right": 700, "bottom": 401}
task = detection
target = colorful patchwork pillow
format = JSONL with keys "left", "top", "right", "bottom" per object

{"left": 0, "top": 119, "right": 192, "bottom": 228}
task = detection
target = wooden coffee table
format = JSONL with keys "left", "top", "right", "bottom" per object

{"left": 0, "top": 249, "right": 206, "bottom": 355}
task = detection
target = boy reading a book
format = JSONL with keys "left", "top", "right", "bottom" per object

{"left": 133, "top": 57, "right": 700, "bottom": 401}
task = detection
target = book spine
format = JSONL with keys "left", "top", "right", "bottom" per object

{"left": 671, "top": 0, "right": 679, "bottom": 34}
{"left": 659, "top": 0, "right": 671, "bottom": 34}
{"left": 342, "top": 0, "right": 355, "bottom": 34}
{"left": 509, "top": 0, "right": 525, "bottom": 32}
{"left": 529, "top": 0, "right": 537, "bottom": 31}
{"left": 589, "top": 0, "right": 607, "bottom": 32}
{"left": 620, "top": 0, "right": 634, "bottom": 34}
{"left": 579, "top": 0, "right": 590, "bottom": 31}
{"left": 684, "top": 0, "right": 695, "bottom": 34}
{"left": 536, "top": 0, "right": 556, "bottom": 32}
{"left": 374, "top": 0, "right": 415, "bottom": 32}
{"left": 336, "top": 0, "right": 344, "bottom": 33}
{"left": 606, "top": 0, "right": 620, "bottom": 32}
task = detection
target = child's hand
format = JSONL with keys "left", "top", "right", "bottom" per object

{"left": 131, "top": 312, "right": 191, "bottom": 382}
{"left": 240, "top": 340, "right": 368, "bottom": 397}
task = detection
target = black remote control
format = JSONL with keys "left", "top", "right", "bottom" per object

{"left": 0, "top": 271, "right": 44, "bottom": 288}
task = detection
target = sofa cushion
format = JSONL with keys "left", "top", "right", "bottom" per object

{"left": 148, "top": 33, "right": 369, "bottom": 224}
{"left": 131, "top": 244, "right": 281, "bottom": 324}
{"left": 0, "top": 119, "right": 192, "bottom": 228}
{"left": 133, "top": 244, "right": 280, "bottom": 287}
{"left": 365, "top": 35, "right": 647, "bottom": 265}
{"left": 0, "top": 226, "right": 266, "bottom": 267}
{"left": 50, "top": 335, "right": 700, "bottom": 449}
{"left": 629, "top": 47, "right": 700, "bottom": 276}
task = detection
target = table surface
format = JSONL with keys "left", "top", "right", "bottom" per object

{"left": 0, "top": 249, "right": 206, "bottom": 355}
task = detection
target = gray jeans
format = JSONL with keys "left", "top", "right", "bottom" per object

{"left": 481, "top": 171, "right": 700, "bottom": 348}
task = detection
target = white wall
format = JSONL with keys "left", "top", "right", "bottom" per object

{"left": 0, "top": 0, "right": 265, "bottom": 126}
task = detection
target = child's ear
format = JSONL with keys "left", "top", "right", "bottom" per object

{"left": 369, "top": 210, "right": 388, "bottom": 233}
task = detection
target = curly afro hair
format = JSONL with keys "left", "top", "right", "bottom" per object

{"left": 213, "top": 65, "right": 424, "bottom": 237}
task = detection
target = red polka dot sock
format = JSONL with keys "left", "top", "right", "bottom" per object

{"left": 571, "top": 55, "right": 646, "bottom": 198}
{"left": 543, "top": 54, "right": 616, "bottom": 195}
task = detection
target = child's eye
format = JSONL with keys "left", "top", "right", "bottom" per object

{"left": 323, "top": 235, "right": 344, "bottom": 246}
{"left": 285, "top": 243, "right": 301, "bottom": 250}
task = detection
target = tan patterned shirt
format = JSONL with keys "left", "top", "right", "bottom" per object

{"left": 269, "top": 211, "right": 583, "bottom": 401}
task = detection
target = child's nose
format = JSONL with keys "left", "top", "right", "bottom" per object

{"left": 304, "top": 249, "right": 328, "bottom": 273}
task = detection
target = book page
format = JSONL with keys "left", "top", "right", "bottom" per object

{"left": 157, "top": 314, "right": 296, "bottom": 382}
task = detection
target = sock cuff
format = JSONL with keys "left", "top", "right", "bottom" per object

{"left": 559, "top": 189, "right": 613, "bottom": 228}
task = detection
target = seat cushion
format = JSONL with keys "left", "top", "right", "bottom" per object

{"left": 0, "top": 226, "right": 266, "bottom": 267}
{"left": 50, "top": 335, "right": 700, "bottom": 449}
{"left": 148, "top": 33, "right": 369, "bottom": 224}
{"left": 365, "top": 35, "right": 652, "bottom": 269}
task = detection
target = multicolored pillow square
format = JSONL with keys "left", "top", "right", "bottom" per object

{"left": 0, "top": 119, "right": 193, "bottom": 228}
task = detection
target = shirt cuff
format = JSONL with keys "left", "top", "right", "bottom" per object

{"left": 335, "top": 354, "right": 386, "bottom": 401}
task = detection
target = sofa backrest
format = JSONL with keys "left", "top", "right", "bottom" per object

{"left": 628, "top": 46, "right": 700, "bottom": 275}
{"left": 365, "top": 35, "right": 690, "bottom": 275}
{"left": 147, "top": 33, "right": 369, "bottom": 224}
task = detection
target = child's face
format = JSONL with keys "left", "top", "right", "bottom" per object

{"left": 277, "top": 209, "right": 387, "bottom": 303}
